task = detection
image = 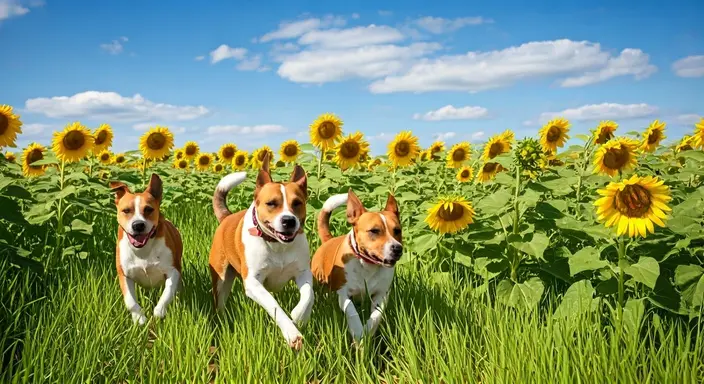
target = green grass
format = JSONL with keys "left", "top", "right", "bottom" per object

{"left": 2, "top": 201, "right": 703, "bottom": 383}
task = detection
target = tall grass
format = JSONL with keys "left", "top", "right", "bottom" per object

{"left": 2, "top": 201, "right": 703, "bottom": 383}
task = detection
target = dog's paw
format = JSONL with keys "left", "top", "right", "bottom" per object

{"left": 287, "top": 334, "right": 304, "bottom": 351}
{"left": 131, "top": 311, "right": 147, "bottom": 325}
{"left": 153, "top": 305, "right": 167, "bottom": 319}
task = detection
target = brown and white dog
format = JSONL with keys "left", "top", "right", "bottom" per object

{"left": 208, "top": 159, "right": 313, "bottom": 350}
{"left": 110, "top": 174, "right": 183, "bottom": 325}
{"left": 311, "top": 189, "right": 403, "bottom": 343}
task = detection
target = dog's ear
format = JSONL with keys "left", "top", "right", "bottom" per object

{"left": 290, "top": 165, "right": 307, "bottom": 196}
{"left": 346, "top": 188, "right": 366, "bottom": 225}
{"left": 384, "top": 193, "right": 400, "bottom": 218}
{"left": 109, "top": 181, "right": 130, "bottom": 204}
{"left": 145, "top": 173, "right": 163, "bottom": 201}
{"left": 256, "top": 152, "right": 273, "bottom": 189}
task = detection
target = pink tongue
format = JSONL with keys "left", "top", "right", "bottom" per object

{"left": 128, "top": 233, "right": 149, "bottom": 247}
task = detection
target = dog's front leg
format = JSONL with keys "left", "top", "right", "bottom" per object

{"left": 119, "top": 274, "right": 146, "bottom": 325}
{"left": 363, "top": 291, "right": 389, "bottom": 337}
{"left": 244, "top": 276, "right": 303, "bottom": 350}
{"left": 154, "top": 268, "right": 180, "bottom": 319}
{"left": 290, "top": 269, "right": 314, "bottom": 327}
{"left": 337, "top": 289, "right": 364, "bottom": 342}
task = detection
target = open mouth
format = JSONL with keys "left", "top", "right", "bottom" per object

{"left": 263, "top": 222, "right": 297, "bottom": 243}
{"left": 126, "top": 227, "right": 156, "bottom": 248}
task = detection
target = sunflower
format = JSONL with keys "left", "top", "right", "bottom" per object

{"left": 456, "top": 166, "right": 473, "bottom": 183}
{"left": 640, "top": 120, "right": 666, "bottom": 153}
{"left": 595, "top": 175, "right": 672, "bottom": 238}
{"left": 593, "top": 137, "right": 639, "bottom": 177}
{"left": 98, "top": 150, "right": 113, "bottom": 165}
{"left": 367, "top": 158, "right": 382, "bottom": 171}
{"left": 195, "top": 153, "right": 214, "bottom": 171}
{"left": 232, "top": 150, "right": 249, "bottom": 170}
{"left": 4, "top": 151, "right": 16, "bottom": 162}
{"left": 93, "top": 124, "right": 113, "bottom": 153}
{"left": 174, "top": 158, "right": 189, "bottom": 170}
{"left": 539, "top": 118, "right": 570, "bottom": 153}
{"left": 183, "top": 141, "right": 199, "bottom": 160}
{"left": 692, "top": 118, "right": 704, "bottom": 149}
{"left": 174, "top": 149, "right": 185, "bottom": 161}
{"left": 279, "top": 140, "right": 301, "bottom": 163}
{"left": 429, "top": 141, "right": 445, "bottom": 158}
{"left": 309, "top": 113, "right": 344, "bottom": 150}
{"left": 114, "top": 153, "right": 127, "bottom": 165}
{"left": 50, "top": 122, "right": 94, "bottom": 163}
{"left": 387, "top": 131, "right": 420, "bottom": 168}
{"left": 218, "top": 143, "right": 237, "bottom": 164}
{"left": 21, "top": 143, "right": 47, "bottom": 177}
{"left": 499, "top": 129, "right": 515, "bottom": 143}
{"left": 481, "top": 134, "right": 512, "bottom": 162}
{"left": 425, "top": 196, "right": 475, "bottom": 234}
{"left": 251, "top": 146, "right": 274, "bottom": 169}
{"left": 139, "top": 126, "right": 174, "bottom": 160}
{"left": 594, "top": 121, "right": 618, "bottom": 145}
{"left": 334, "top": 132, "right": 369, "bottom": 170}
{"left": 446, "top": 142, "right": 471, "bottom": 169}
{"left": 418, "top": 150, "right": 430, "bottom": 162}
{"left": 213, "top": 163, "right": 224, "bottom": 173}
{"left": 359, "top": 150, "right": 370, "bottom": 164}
{"left": 0, "top": 105, "right": 23, "bottom": 148}
{"left": 676, "top": 135, "right": 694, "bottom": 152}
{"left": 476, "top": 162, "right": 502, "bottom": 183}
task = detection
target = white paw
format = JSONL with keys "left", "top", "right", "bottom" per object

{"left": 283, "top": 326, "right": 304, "bottom": 351}
{"left": 131, "top": 311, "right": 147, "bottom": 325}
{"left": 153, "top": 305, "right": 167, "bottom": 319}
{"left": 290, "top": 303, "right": 311, "bottom": 327}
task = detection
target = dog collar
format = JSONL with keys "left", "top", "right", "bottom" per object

{"left": 348, "top": 231, "right": 383, "bottom": 266}
{"left": 249, "top": 208, "right": 277, "bottom": 242}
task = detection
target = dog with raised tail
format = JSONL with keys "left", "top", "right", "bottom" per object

{"left": 208, "top": 155, "right": 313, "bottom": 350}
{"left": 311, "top": 189, "right": 403, "bottom": 344}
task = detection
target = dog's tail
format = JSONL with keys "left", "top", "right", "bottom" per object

{"left": 213, "top": 172, "right": 248, "bottom": 223}
{"left": 318, "top": 193, "right": 348, "bottom": 243}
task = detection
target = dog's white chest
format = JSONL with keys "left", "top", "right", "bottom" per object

{"left": 344, "top": 259, "right": 394, "bottom": 298}
{"left": 119, "top": 237, "right": 173, "bottom": 288}
{"left": 243, "top": 230, "right": 310, "bottom": 292}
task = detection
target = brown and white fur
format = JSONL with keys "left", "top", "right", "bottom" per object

{"left": 311, "top": 189, "right": 403, "bottom": 344}
{"left": 208, "top": 158, "right": 313, "bottom": 350}
{"left": 110, "top": 174, "right": 183, "bottom": 325}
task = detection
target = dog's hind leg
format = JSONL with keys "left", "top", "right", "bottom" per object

{"left": 210, "top": 265, "right": 235, "bottom": 311}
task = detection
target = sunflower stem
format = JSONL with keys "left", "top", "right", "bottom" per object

{"left": 511, "top": 164, "right": 522, "bottom": 282}
{"left": 57, "top": 160, "right": 66, "bottom": 235}
{"left": 617, "top": 238, "right": 627, "bottom": 322}
{"left": 575, "top": 136, "right": 594, "bottom": 218}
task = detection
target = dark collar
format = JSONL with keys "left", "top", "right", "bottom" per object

{"left": 348, "top": 231, "right": 383, "bottom": 266}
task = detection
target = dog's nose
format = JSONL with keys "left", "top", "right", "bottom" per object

{"left": 132, "top": 220, "right": 146, "bottom": 233}
{"left": 281, "top": 215, "right": 297, "bottom": 230}
{"left": 391, "top": 243, "right": 403, "bottom": 257}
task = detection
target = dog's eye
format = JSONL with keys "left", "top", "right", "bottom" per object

{"left": 368, "top": 228, "right": 381, "bottom": 235}
{"left": 393, "top": 228, "right": 402, "bottom": 236}
{"left": 122, "top": 208, "right": 131, "bottom": 214}
{"left": 144, "top": 206, "right": 154, "bottom": 215}
{"left": 265, "top": 200, "right": 277, "bottom": 207}
{"left": 291, "top": 199, "right": 302, "bottom": 208}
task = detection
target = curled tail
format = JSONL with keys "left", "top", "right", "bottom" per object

{"left": 318, "top": 193, "right": 349, "bottom": 243}
{"left": 213, "top": 172, "right": 247, "bottom": 223}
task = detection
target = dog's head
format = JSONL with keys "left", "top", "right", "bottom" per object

{"left": 253, "top": 153, "right": 308, "bottom": 243}
{"left": 110, "top": 173, "right": 163, "bottom": 249}
{"left": 347, "top": 188, "right": 403, "bottom": 267}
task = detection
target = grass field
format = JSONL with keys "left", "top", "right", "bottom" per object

{"left": 2, "top": 116, "right": 704, "bottom": 382}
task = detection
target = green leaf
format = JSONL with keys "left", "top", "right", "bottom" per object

{"left": 30, "top": 158, "right": 59, "bottom": 166}
{"left": 575, "top": 134, "right": 590, "bottom": 142}
{"left": 68, "top": 218, "right": 93, "bottom": 235}
{"left": 693, "top": 276, "right": 704, "bottom": 309}
{"left": 622, "top": 299, "right": 646, "bottom": 337}
{"left": 412, "top": 233, "right": 438, "bottom": 255}
{"left": 475, "top": 188, "right": 512, "bottom": 213}
{"left": 492, "top": 154, "right": 513, "bottom": 170}
{"left": 569, "top": 246, "right": 607, "bottom": 276}
{"left": 624, "top": 257, "right": 660, "bottom": 289}
{"left": 677, "top": 150, "right": 704, "bottom": 162}
{"left": 518, "top": 189, "right": 541, "bottom": 210}
{"left": 496, "top": 277, "right": 545, "bottom": 308}
{"left": 511, "top": 232, "right": 549, "bottom": 260}
{"left": 553, "top": 280, "right": 598, "bottom": 319}
{"left": 493, "top": 172, "right": 514, "bottom": 186}
{"left": 674, "top": 264, "right": 704, "bottom": 287}
{"left": 57, "top": 186, "right": 78, "bottom": 200}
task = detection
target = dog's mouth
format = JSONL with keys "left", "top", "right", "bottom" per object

{"left": 263, "top": 222, "right": 297, "bottom": 243}
{"left": 381, "top": 259, "right": 398, "bottom": 267}
{"left": 127, "top": 227, "right": 156, "bottom": 248}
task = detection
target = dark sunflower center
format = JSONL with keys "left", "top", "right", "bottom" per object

{"left": 614, "top": 185, "right": 651, "bottom": 218}
{"left": 176, "top": 152, "right": 183, "bottom": 160}
{"left": 179, "top": 160, "right": 187, "bottom": 168}
{"left": 452, "top": 149, "right": 466, "bottom": 162}
{"left": 215, "top": 164, "right": 223, "bottom": 171}
{"left": 431, "top": 145, "right": 442, "bottom": 154}
{"left": 546, "top": 126, "right": 562, "bottom": 142}
{"left": 647, "top": 130, "right": 661, "bottom": 144}
{"left": 318, "top": 122, "right": 336, "bottom": 139}
{"left": 101, "top": 154, "right": 110, "bottom": 161}
{"left": 460, "top": 170, "right": 470, "bottom": 178}
{"left": 222, "top": 147, "right": 235, "bottom": 159}
{"left": 147, "top": 133, "right": 166, "bottom": 150}
{"left": 284, "top": 145, "right": 298, "bottom": 157}
{"left": 603, "top": 146, "right": 629, "bottom": 170}
{"left": 96, "top": 130, "right": 108, "bottom": 145}
{"left": 340, "top": 141, "right": 360, "bottom": 158}
{"left": 0, "top": 114, "right": 8, "bottom": 135}
{"left": 199, "top": 156, "right": 210, "bottom": 166}
{"left": 63, "top": 130, "right": 86, "bottom": 151}
{"left": 489, "top": 142, "right": 504, "bottom": 158}
{"left": 235, "top": 156, "right": 245, "bottom": 166}
{"left": 597, "top": 128, "right": 614, "bottom": 144}
{"left": 483, "top": 162, "right": 498, "bottom": 173}
{"left": 394, "top": 141, "right": 411, "bottom": 157}
{"left": 437, "top": 203, "right": 465, "bottom": 221}
{"left": 28, "top": 149, "right": 43, "bottom": 167}
{"left": 680, "top": 144, "right": 692, "bottom": 151}
{"left": 186, "top": 146, "right": 197, "bottom": 156}
{"left": 116, "top": 156, "right": 125, "bottom": 163}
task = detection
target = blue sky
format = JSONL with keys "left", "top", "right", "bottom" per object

{"left": 2, "top": 0, "right": 703, "bottom": 155}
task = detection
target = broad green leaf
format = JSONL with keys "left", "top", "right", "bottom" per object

{"left": 625, "top": 257, "right": 660, "bottom": 289}
{"left": 674, "top": 264, "right": 704, "bottom": 287}
{"left": 493, "top": 172, "right": 514, "bottom": 186}
{"left": 511, "top": 232, "right": 550, "bottom": 260}
{"left": 648, "top": 274, "right": 687, "bottom": 315}
{"left": 492, "top": 154, "right": 513, "bottom": 170}
{"left": 475, "top": 188, "right": 512, "bottom": 213}
{"left": 518, "top": 189, "right": 541, "bottom": 210}
{"left": 693, "top": 276, "right": 704, "bottom": 308}
{"left": 622, "top": 299, "right": 646, "bottom": 337}
{"left": 569, "top": 247, "right": 607, "bottom": 276}
{"left": 412, "top": 233, "right": 438, "bottom": 255}
{"left": 677, "top": 150, "right": 704, "bottom": 162}
{"left": 30, "top": 158, "right": 59, "bottom": 166}
{"left": 575, "top": 134, "right": 590, "bottom": 142}
{"left": 68, "top": 219, "right": 93, "bottom": 236}
{"left": 496, "top": 277, "right": 545, "bottom": 308}
{"left": 553, "top": 280, "right": 598, "bottom": 319}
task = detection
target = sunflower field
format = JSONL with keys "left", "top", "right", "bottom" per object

{"left": 2, "top": 104, "right": 704, "bottom": 382}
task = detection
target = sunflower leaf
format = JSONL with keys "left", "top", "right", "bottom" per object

{"left": 569, "top": 246, "right": 607, "bottom": 276}
{"left": 625, "top": 257, "right": 660, "bottom": 290}
{"left": 553, "top": 280, "right": 599, "bottom": 319}
{"left": 475, "top": 188, "right": 512, "bottom": 214}
{"left": 496, "top": 277, "right": 544, "bottom": 308}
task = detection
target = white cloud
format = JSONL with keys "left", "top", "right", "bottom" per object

{"left": 258, "top": 15, "right": 346, "bottom": 42}
{"left": 25, "top": 91, "right": 209, "bottom": 122}
{"left": 675, "top": 114, "right": 702, "bottom": 125}
{"left": 432, "top": 132, "right": 456, "bottom": 141}
{"left": 207, "top": 124, "right": 286, "bottom": 135}
{"left": 413, "top": 105, "right": 489, "bottom": 121}
{"left": 538, "top": 103, "right": 658, "bottom": 122}
{"left": 298, "top": 25, "right": 404, "bottom": 49}
{"left": 672, "top": 55, "right": 704, "bottom": 78}
{"left": 133, "top": 122, "right": 185, "bottom": 133}
{"left": 560, "top": 49, "right": 656, "bottom": 87}
{"left": 471, "top": 131, "right": 485, "bottom": 141}
{"left": 21, "top": 123, "right": 51, "bottom": 135}
{"left": 369, "top": 132, "right": 394, "bottom": 142}
{"left": 369, "top": 39, "right": 656, "bottom": 94}
{"left": 351, "top": 13, "right": 360, "bottom": 19}
{"left": 236, "top": 55, "right": 269, "bottom": 72}
{"left": 278, "top": 42, "right": 440, "bottom": 83}
{"left": 194, "top": 55, "right": 205, "bottom": 61}
{"left": 100, "top": 37, "right": 128, "bottom": 55}
{"left": 414, "top": 16, "right": 493, "bottom": 34}
{"left": 0, "top": 0, "right": 30, "bottom": 21}
{"left": 210, "top": 44, "right": 248, "bottom": 64}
